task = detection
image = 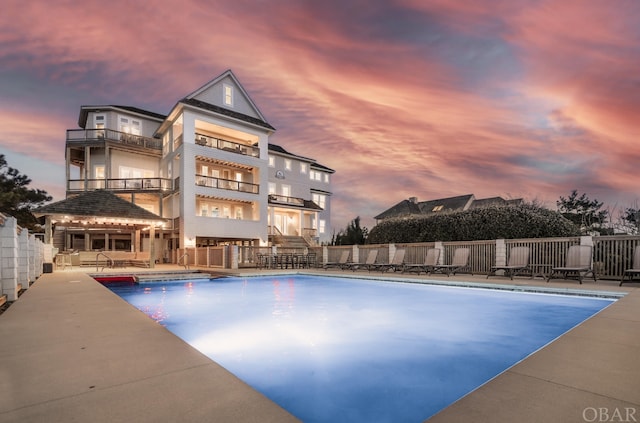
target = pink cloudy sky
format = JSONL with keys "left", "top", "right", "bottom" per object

{"left": 1, "top": 0, "right": 639, "bottom": 231}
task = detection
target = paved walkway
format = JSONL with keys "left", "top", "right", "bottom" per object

{"left": 1, "top": 266, "right": 639, "bottom": 422}
{"left": 0, "top": 268, "right": 299, "bottom": 423}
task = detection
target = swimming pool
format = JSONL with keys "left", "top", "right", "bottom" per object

{"left": 107, "top": 275, "right": 614, "bottom": 422}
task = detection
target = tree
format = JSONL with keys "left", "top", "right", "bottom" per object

{"left": 556, "top": 190, "right": 608, "bottom": 235}
{"left": 0, "top": 154, "right": 52, "bottom": 231}
{"left": 333, "top": 216, "right": 368, "bottom": 245}
{"left": 619, "top": 204, "right": 640, "bottom": 235}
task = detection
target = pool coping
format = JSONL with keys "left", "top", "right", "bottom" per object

{"left": 1, "top": 266, "right": 639, "bottom": 423}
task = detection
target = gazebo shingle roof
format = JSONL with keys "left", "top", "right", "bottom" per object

{"left": 34, "top": 190, "right": 165, "bottom": 222}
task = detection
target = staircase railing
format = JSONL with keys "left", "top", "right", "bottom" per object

{"left": 96, "top": 252, "right": 114, "bottom": 272}
{"left": 177, "top": 252, "right": 190, "bottom": 270}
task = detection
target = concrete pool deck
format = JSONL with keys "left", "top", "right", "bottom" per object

{"left": 1, "top": 266, "right": 639, "bottom": 423}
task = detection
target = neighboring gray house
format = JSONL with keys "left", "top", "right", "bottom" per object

{"left": 374, "top": 194, "right": 522, "bottom": 223}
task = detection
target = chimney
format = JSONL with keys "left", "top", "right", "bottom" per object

{"left": 408, "top": 197, "right": 418, "bottom": 204}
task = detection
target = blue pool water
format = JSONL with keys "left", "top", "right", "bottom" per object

{"left": 107, "top": 275, "right": 613, "bottom": 422}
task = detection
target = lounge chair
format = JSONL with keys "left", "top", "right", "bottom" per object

{"left": 487, "top": 246, "right": 530, "bottom": 280}
{"left": 323, "top": 250, "right": 351, "bottom": 270}
{"left": 620, "top": 245, "right": 640, "bottom": 286}
{"left": 402, "top": 248, "right": 440, "bottom": 275}
{"left": 431, "top": 248, "right": 471, "bottom": 276}
{"left": 346, "top": 249, "right": 379, "bottom": 271}
{"left": 372, "top": 249, "right": 406, "bottom": 273}
{"left": 546, "top": 245, "right": 596, "bottom": 284}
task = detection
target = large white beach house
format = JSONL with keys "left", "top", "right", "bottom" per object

{"left": 51, "top": 70, "right": 334, "bottom": 261}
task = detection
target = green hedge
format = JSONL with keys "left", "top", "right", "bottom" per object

{"left": 367, "top": 205, "right": 581, "bottom": 244}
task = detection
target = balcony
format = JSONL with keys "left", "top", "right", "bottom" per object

{"left": 268, "top": 194, "right": 306, "bottom": 207}
{"left": 195, "top": 133, "right": 259, "bottom": 157}
{"left": 196, "top": 174, "right": 259, "bottom": 194}
{"left": 67, "top": 129, "right": 162, "bottom": 150}
{"left": 67, "top": 177, "right": 174, "bottom": 192}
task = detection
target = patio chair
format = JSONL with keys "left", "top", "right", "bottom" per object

{"left": 431, "top": 248, "right": 471, "bottom": 277}
{"left": 300, "top": 252, "right": 317, "bottom": 269}
{"left": 372, "top": 249, "right": 406, "bottom": 273}
{"left": 487, "top": 246, "right": 531, "bottom": 280}
{"left": 546, "top": 245, "right": 596, "bottom": 284}
{"left": 323, "top": 250, "right": 351, "bottom": 270}
{"left": 402, "top": 248, "right": 440, "bottom": 275}
{"left": 620, "top": 245, "right": 640, "bottom": 286}
{"left": 346, "top": 249, "right": 379, "bottom": 271}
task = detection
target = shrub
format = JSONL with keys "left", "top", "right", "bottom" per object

{"left": 367, "top": 204, "right": 580, "bottom": 244}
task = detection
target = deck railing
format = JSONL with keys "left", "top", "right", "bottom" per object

{"left": 68, "top": 177, "right": 174, "bottom": 192}
{"left": 319, "top": 235, "right": 640, "bottom": 280}
{"left": 160, "top": 235, "right": 640, "bottom": 279}
{"left": 195, "top": 133, "right": 260, "bottom": 157}
{"left": 268, "top": 194, "right": 305, "bottom": 206}
{"left": 66, "top": 129, "right": 162, "bottom": 150}
{"left": 195, "top": 174, "right": 259, "bottom": 194}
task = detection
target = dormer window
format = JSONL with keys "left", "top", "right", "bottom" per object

{"left": 224, "top": 84, "right": 234, "bottom": 107}
{"left": 432, "top": 205, "right": 444, "bottom": 212}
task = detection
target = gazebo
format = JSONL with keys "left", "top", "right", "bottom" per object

{"left": 33, "top": 190, "right": 167, "bottom": 268}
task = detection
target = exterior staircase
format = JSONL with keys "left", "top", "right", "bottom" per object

{"left": 271, "top": 235, "right": 310, "bottom": 249}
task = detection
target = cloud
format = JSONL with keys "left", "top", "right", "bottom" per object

{"left": 1, "top": 0, "right": 639, "bottom": 230}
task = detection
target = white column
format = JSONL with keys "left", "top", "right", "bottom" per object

{"left": 1, "top": 217, "right": 19, "bottom": 301}
{"left": 18, "top": 229, "right": 30, "bottom": 290}
{"left": 229, "top": 245, "right": 239, "bottom": 269}
{"left": 494, "top": 239, "right": 507, "bottom": 275}
{"left": 28, "top": 234, "right": 37, "bottom": 283}
{"left": 389, "top": 243, "right": 397, "bottom": 262}
{"left": 434, "top": 241, "right": 444, "bottom": 265}
{"left": 149, "top": 226, "right": 156, "bottom": 269}
{"left": 298, "top": 210, "right": 304, "bottom": 236}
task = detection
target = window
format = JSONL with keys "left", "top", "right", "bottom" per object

{"left": 119, "top": 116, "right": 141, "bottom": 135}
{"left": 284, "top": 159, "right": 292, "bottom": 171}
{"left": 223, "top": 84, "right": 234, "bottom": 107}
{"left": 162, "top": 132, "right": 170, "bottom": 156}
{"left": 432, "top": 205, "right": 444, "bottom": 212}
{"left": 318, "top": 219, "right": 326, "bottom": 234}
{"left": 324, "top": 174, "right": 330, "bottom": 183}
{"left": 173, "top": 115, "right": 183, "bottom": 149}
{"left": 200, "top": 204, "right": 208, "bottom": 217}
{"left": 312, "top": 193, "right": 326, "bottom": 209}
{"left": 281, "top": 185, "right": 291, "bottom": 197}
{"left": 300, "top": 163, "right": 307, "bottom": 174}
{"left": 235, "top": 207, "right": 243, "bottom": 220}
{"left": 268, "top": 182, "right": 276, "bottom": 194}
{"left": 94, "top": 114, "right": 105, "bottom": 129}
{"left": 310, "top": 170, "right": 322, "bottom": 181}
{"left": 268, "top": 155, "right": 275, "bottom": 167}
{"left": 94, "top": 165, "right": 105, "bottom": 179}
{"left": 94, "top": 114, "right": 105, "bottom": 138}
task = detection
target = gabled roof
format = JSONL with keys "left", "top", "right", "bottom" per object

{"left": 182, "top": 69, "right": 274, "bottom": 130}
{"left": 33, "top": 190, "right": 165, "bottom": 224}
{"left": 374, "top": 199, "right": 422, "bottom": 220}
{"left": 417, "top": 194, "right": 474, "bottom": 214}
{"left": 469, "top": 197, "right": 523, "bottom": 208}
{"left": 78, "top": 105, "right": 166, "bottom": 128}
{"left": 374, "top": 194, "right": 521, "bottom": 221}
{"left": 181, "top": 97, "right": 275, "bottom": 131}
